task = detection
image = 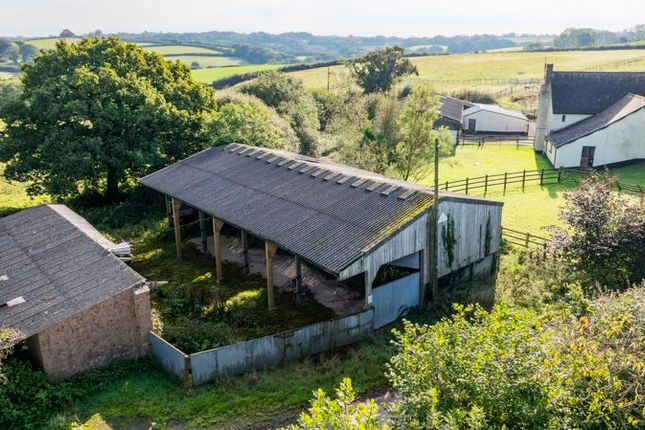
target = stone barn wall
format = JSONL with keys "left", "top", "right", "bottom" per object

{"left": 30, "top": 285, "right": 152, "bottom": 379}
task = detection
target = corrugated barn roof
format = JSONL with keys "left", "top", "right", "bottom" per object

{"left": 141, "top": 144, "right": 500, "bottom": 276}
{"left": 0, "top": 205, "right": 144, "bottom": 340}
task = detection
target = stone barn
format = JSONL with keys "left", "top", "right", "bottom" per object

{"left": 140, "top": 144, "right": 503, "bottom": 323}
{"left": 0, "top": 205, "right": 151, "bottom": 379}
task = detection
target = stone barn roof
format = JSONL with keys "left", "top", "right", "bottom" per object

{"left": 141, "top": 144, "right": 501, "bottom": 277}
{"left": 0, "top": 205, "right": 145, "bottom": 340}
{"left": 551, "top": 71, "right": 645, "bottom": 115}
{"left": 548, "top": 93, "right": 645, "bottom": 147}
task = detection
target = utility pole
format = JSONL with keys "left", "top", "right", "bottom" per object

{"left": 431, "top": 137, "right": 440, "bottom": 302}
{"left": 327, "top": 67, "right": 331, "bottom": 92}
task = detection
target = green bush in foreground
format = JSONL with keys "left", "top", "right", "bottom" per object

{"left": 290, "top": 286, "right": 645, "bottom": 429}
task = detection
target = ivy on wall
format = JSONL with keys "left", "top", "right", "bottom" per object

{"left": 441, "top": 213, "right": 456, "bottom": 268}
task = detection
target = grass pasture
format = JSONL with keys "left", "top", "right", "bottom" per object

{"left": 416, "top": 145, "right": 644, "bottom": 236}
{"left": 141, "top": 45, "right": 222, "bottom": 55}
{"left": 191, "top": 64, "right": 284, "bottom": 83}
{"left": 25, "top": 37, "right": 81, "bottom": 50}
{"left": 171, "top": 55, "right": 244, "bottom": 68}
{"left": 290, "top": 49, "right": 645, "bottom": 112}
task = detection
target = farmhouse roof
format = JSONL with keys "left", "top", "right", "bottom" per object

{"left": 140, "top": 144, "right": 501, "bottom": 277}
{"left": 551, "top": 71, "right": 645, "bottom": 115}
{"left": 0, "top": 205, "right": 145, "bottom": 340}
{"left": 463, "top": 104, "right": 528, "bottom": 120}
{"left": 437, "top": 94, "right": 474, "bottom": 122}
{"left": 547, "top": 93, "right": 645, "bottom": 147}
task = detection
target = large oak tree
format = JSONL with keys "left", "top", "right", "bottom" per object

{"left": 0, "top": 37, "right": 216, "bottom": 200}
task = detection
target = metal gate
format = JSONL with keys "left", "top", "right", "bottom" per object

{"left": 371, "top": 272, "right": 420, "bottom": 329}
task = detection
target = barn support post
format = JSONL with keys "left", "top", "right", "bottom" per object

{"left": 418, "top": 249, "right": 426, "bottom": 306}
{"left": 198, "top": 211, "right": 208, "bottom": 253}
{"left": 294, "top": 256, "right": 303, "bottom": 295}
{"left": 363, "top": 269, "right": 376, "bottom": 310}
{"left": 171, "top": 197, "right": 182, "bottom": 259}
{"left": 265, "top": 241, "right": 278, "bottom": 311}
{"left": 241, "top": 231, "right": 250, "bottom": 274}
{"left": 212, "top": 218, "right": 224, "bottom": 283}
{"left": 165, "top": 195, "right": 173, "bottom": 231}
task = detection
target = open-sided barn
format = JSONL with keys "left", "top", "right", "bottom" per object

{"left": 0, "top": 205, "right": 151, "bottom": 379}
{"left": 141, "top": 144, "right": 503, "bottom": 318}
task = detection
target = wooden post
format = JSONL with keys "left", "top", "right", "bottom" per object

{"left": 265, "top": 241, "right": 278, "bottom": 311}
{"left": 465, "top": 177, "right": 469, "bottom": 195}
{"left": 212, "top": 217, "right": 224, "bottom": 283}
{"left": 199, "top": 211, "right": 208, "bottom": 253}
{"left": 294, "top": 256, "right": 303, "bottom": 295}
{"left": 364, "top": 270, "right": 373, "bottom": 310}
{"left": 522, "top": 170, "right": 526, "bottom": 191}
{"left": 540, "top": 168, "right": 544, "bottom": 185}
{"left": 503, "top": 172, "right": 508, "bottom": 195}
{"left": 165, "top": 195, "right": 173, "bottom": 229}
{"left": 484, "top": 174, "right": 488, "bottom": 195}
{"left": 418, "top": 249, "right": 426, "bottom": 306}
{"left": 171, "top": 197, "right": 182, "bottom": 259}
{"left": 241, "top": 230, "right": 250, "bottom": 274}
{"left": 557, "top": 167, "right": 563, "bottom": 183}
{"left": 525, "top": 232, "right": 530, "bottom": 248}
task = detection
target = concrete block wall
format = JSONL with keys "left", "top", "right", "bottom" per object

{"left": 33, "top": 285, "right": 152, "bottom": 379}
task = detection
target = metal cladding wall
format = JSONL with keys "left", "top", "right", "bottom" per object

{"left": 437, "top": 200, "right": 502, "bottom": 278}
{"left": 372, "top": 273, "right": 420, "bottom": 329}
{"left": 148, "top": 332, "right": 187, "bottom": 381}
{"left": 189, "top": 309, "right": 374, "bottom": 385}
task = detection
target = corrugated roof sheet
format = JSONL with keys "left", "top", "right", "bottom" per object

{"left": 0, "top": 205, "right": 144, "bottom": 340}
{"left": 437, "top": 95, "right": 473, "bottom": 123}
{"left": 551, "top": 71, "right": 645, "bottom": 115}
{"left": 141, "top": 144, "right": 501, "bottom": 276}
{"left": 548, "top": 93, "right": 645, "bottom": 147}
{"left": 463, "top": 104, "right": 528, "bottom": 120}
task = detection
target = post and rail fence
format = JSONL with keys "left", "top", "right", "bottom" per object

{"left": 442, "top": 167, "right": 644, "bottom": 201}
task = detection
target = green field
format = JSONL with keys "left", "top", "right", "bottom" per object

{"left": 25, "top": 37, "right": 81, "bottom": 50}
{"left": 171, "top": 55, "right": 244, "bottom": 68}
{"left": 0, "top": 164, "right": 50, "bottom": 216}
{"left": 290, "top": 49, "right": 645, "bottom": 112}
{"left": 416, "top": 145, "right": 645, "bottom": 236}
{"left": 191, "top": 64, "right": 283, "bottom": 83}
{"left": 142, "top": 45, "right": 222, "bottom": 55}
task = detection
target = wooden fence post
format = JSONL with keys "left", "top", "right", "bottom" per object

{"left": 484, "top": 174, "right": 488, "bottom": 195}
{"left": 503, "top": 172, "right": 508, "bottom": 195}
{"left": 522, "top": 170, "right": 526, "bottom": 192}
{"left": 539, "top": 169, "right": 544, "bottom": 185}
{"left": 525, "top": 232, "right": 530, "bottom": 248}
{"left": 557, "top": 167, "right": 563, "bottom": 183}
{"left": 445, "top": 180, "right": 449, "bottom": 190}
{"left": 465, "top": 177, "right": 469, "bottom": 195}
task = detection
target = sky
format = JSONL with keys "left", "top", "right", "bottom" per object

{"left": 1, "top": 0, "right": 644, "bottom": 38}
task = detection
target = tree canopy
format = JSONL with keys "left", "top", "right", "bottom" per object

{"left": 0, "top": 37, "right": 216, "bottom": 200}
{"left": 347, "top": 47, "right": 418, "bottom": 94}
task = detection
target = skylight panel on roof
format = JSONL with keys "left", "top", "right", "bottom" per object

{"left": 365, "top": 181, "right": 381, "bottom": 192}
{"left": 398, "top": 189, "right": 416, "bottom": 200}
{"left": 336, "top": 176, "right": 352, "bottom": 185}
{"left": 350, "top": 178, "right": 367, "bottom": 188}
{"left": 381, "top": 185, "right": 399, "bottom": 196}
{"left": 310, "top": 169, "right": 326, "bottom": 178}
{"left": 323, "top": 172, "right": 341, "bottom": 181}
{"left": 266, "top": 156, "right": 280, "bottom": 164}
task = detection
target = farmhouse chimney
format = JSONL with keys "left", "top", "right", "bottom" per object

{"left": 534, "top": 64, "right": 554, "bottom": 153}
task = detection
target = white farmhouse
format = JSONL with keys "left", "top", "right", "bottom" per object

{"left": 534, "top": 65, "right": 645, "bottom": 168}
{"left": 462, "top": 104, "right": 529, "bottom": 134}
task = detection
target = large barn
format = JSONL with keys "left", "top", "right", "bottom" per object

{"left": 534, "top": 65, "right": 645, "bottom": 168}
{"left": 141, "top": 144, "right": 503, "bottom": 321}
{"left": 0, "top": 205, "right": 151, "bottom": 379}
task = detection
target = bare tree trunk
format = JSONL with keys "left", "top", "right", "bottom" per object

{"left": 106, "top": 165, "right": 120, "bottom": 201}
